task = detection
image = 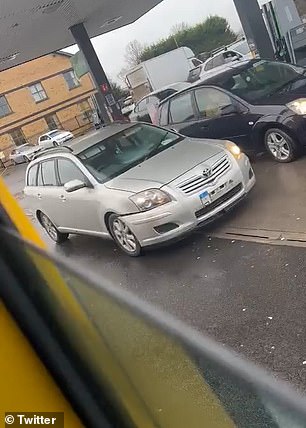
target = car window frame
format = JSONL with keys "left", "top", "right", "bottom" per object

{"left": 168, "top": 90, "right": 197, "bottom": 125}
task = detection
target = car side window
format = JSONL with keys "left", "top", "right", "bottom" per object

{"left": 41, "top": 160, "right": 58, "bottom": 186}
{"left": 195, "top": 88, "right": 233, "bottom": 119}
{"left": 204, "top": 59, "right": 214, "bottom": 71}
{"left": 159, "top": 102, "right": 169, "bottom": 126}
{"left": 169, "top": 92, "right": 195, "bottom": 124}
{"left": 212, "top": 54, "right": 224, "bottom": 68}
{"left": 57, "top": 158, "right": 87, "bottom": 185}
{"left": 27, "top": 164, "right": 39, "bottom": 186}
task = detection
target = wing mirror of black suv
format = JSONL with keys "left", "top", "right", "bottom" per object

{"left": 220, "top": 104, "right": 239, "bottom": 116}
{"left": 64, "top": 179, "right": 88, "bottom": 193}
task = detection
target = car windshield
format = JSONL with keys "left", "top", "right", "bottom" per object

{"left": 78, "top": 124, "right": 182, "bottom": 183}
{"left": 217, "top": 60, "right": 306, "bottom": 102}
{"left": 47, "top": 130, "right": 62, "bottom": 137}
{"left": 17, "top": 144, "right": 30, "bottom": 152}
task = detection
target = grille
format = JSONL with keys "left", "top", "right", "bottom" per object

{"left": 178, "top": 155, "right": 231, "bottom": 195}
{"left": 195, "top": 183, "right": 242, "bottom": 219}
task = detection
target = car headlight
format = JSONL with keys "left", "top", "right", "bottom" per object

{"left": 225, "top": 141, "right": 241, "bottom": 159}
{"left": 130, "top": 189, "right": 171, "bottom": 212}
{"left": 287, "top": 99, "right": 306, "bottom": 115}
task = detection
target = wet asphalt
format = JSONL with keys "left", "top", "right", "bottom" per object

{"left": 53, "top": 229, "right": 306, "bottom": 393}
{"left": 4, "top": 161, "right": 306, "bottom": 393}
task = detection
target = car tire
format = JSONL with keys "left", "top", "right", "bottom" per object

{"left": 108, "top": 214, "right": 142, "bottom": 257}
{"left": 264, "top": 128, "right": 298, "bottom": 163}
{"left": 40, "top": 212, "right": 69, "bottom": 244}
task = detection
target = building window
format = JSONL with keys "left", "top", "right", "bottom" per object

{"left": 11, "top": 129, "right": 27, "bottom": 146}
{"left": 29, "top": 82, "right": 47, "bottom": 103}
{"left": 63, "top": 70, "right": 80, "bottom": 90}
{"left": 45, "top": 114, "right": 60, "bottom": 130}
{"left": 0, "top": 95, "right": 11, "bottom": 118}
{"left": 79, "top": 100, "right": 91, "bottom": 121}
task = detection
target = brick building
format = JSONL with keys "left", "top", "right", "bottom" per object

{"left": 0, "top": 51, "right": 96, "bottom": 158}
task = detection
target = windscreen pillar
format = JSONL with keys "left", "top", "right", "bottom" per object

{"left": 70, "top": 23, "right": 123, "bottom": 124}
{"left": 233, "top": 0, "right": 275, "bottom": 59}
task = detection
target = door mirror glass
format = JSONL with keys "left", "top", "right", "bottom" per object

{"left": 220, "top": 104, "right": 238, "bottom": 116}
{"left": 64, "top": 179, "right": 87, "bottom": 193}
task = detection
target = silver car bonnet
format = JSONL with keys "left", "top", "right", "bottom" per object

{"left": 105, "top": 138, "right": 224, "bottom": 193}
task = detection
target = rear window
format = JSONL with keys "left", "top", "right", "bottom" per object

{"left": 27, "top": 164, "right": 38, "bottom": 186}
{"left": 169, "top": 92, "right": 195, "bottom": 124}
{"left": 234, "top": 41, "right": 250, "bottom": 56}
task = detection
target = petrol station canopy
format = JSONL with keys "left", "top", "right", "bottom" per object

{"left": 0, "top": 0, "right": 163, "bottom": 71}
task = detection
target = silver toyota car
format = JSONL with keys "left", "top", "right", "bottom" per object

{"left": 24, "top": 123, "right": 255, "bottom": 256}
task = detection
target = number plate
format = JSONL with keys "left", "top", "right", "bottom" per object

{"left": 199, "top": 191, "right": 211, "bottom": 206}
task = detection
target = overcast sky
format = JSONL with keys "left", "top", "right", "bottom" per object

{"left": 66, "top": 0, "right": 243, "bottom": 82}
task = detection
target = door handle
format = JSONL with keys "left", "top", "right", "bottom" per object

{"left": 37, "top": 193, "right": 42, "bottom": 200}
{"left": 60, "top": 195, "right": 66, "bottom": 201}
{"left": 199, "top": 124, "right": 209, "bottom": 130}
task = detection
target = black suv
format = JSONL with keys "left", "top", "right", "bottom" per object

{"left": 157, "top": 59, "right": 306, "bottom": 162}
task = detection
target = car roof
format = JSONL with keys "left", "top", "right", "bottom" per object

{"left": 159, "top": 59, "right": 254, "bottom": 106}
{"left": 138, "top": 82, "right": 190, "bottom": 103}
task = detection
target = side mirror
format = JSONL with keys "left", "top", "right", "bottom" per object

{"left": 220, "top": 104, "right": 238, "bottom": 116}
{"left": 64, "top": 179, "right": 87, "bottom": 193}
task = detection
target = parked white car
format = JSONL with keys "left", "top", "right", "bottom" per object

{"left": 38, "top": 129, "right": 74, "bottom": 148}
{"left": 24, "top": 123, "right": 255, "bottom": 256}
{"left": 9, "top": 143, "right": 41, "bottom": 164}
{"left": 121, "top": 96, "right": 135, "bottom": 117}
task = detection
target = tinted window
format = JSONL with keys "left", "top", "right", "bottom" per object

{"left": 27, "top": 164, "right": 38, "bottom": 186}
{"left": 159, "top": 102, "right": 169, "bottom": 126}
{"left": 41, "top": 160, "right": 57, "bottom": 186}
{"left": 57, "top": 158, "right": 86, "bottom": 185}
{"left": 156, "top": 90, "right": 175, "bottom": 101}
{"left": 169, "top": 93, "right": 195, "bottom": 123}
{"left": 195, "top": 88, "right": 232, "bottom": 119}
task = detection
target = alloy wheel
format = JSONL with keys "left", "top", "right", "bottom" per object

{"left": 41, "top": 214, "right": 60, "bottom": 241}
{"left": 112, "top": 218, "right": 137, "bottom": 253}
{"left": 266, "top": 132, "right": 290, "bottom": 161}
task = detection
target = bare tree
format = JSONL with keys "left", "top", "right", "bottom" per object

{"left": 124, "top": 40, "right": 144, "bottom": 67}
{"left": 170, "top": 22, "right": 189, "bottom": 35}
